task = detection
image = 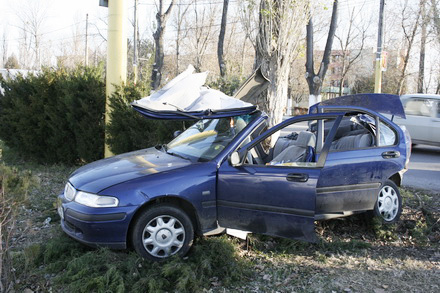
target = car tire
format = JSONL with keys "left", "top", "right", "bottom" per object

{"left": 373, "top": 180, "right": 402, "bottom": 224}
{"left": 131, "top": 204, "right": 194, "bottom": 261}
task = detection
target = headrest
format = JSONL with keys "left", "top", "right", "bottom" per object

{"left": 294, "top": 131, "right": 316, "bottom": 148}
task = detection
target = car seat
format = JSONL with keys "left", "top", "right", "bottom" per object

{"left": 270, "top": 131, "right": 316, "bottom": 165}
{"left": 330, "top": 132, "right": 373, "bottom": 150}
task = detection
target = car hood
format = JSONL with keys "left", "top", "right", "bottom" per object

{"left": 68, "top": 147, "right": 192, "bottom": 194}
{"left": 131, "top": 65, "right": 268, "bottom": 120}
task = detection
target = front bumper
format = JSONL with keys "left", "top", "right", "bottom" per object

{"left": 58, "top": 194, "right": 138, "bottom": 249}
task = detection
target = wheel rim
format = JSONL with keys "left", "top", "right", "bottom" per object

{"left": 142, "top": 215, "right": 185, "bottom": 258}
{"left": 377, "top": 185, "right": 399, "bottom": 221}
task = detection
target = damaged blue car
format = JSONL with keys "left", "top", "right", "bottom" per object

{"left": 58, "top": 67, "right": 411, "bottom": 260}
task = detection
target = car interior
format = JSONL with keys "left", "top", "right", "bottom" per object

{"left": 242, "top": 113, "right": 379, "bottom": 167}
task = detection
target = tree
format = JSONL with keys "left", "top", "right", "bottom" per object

{"left": 1, "top": 29, "right": 7, "bottom": 68}
{"left": 396, "top": 1, "right": 421, "bottom": 95}
{"left": 432, "top": 0, "right": 440, "bottom": 43}
{"left": 172, "top": 0, "right": 192, "bottom": 75}
{"left": 417, "top": 0, "right": 427, "bottom": 93}
{"left": 189, "top": 0, "right": 219, "bottom": 72}
{"left": 217, "top": 0, "right": 229, "bottom": 77}
{"left": 334, "top": 5, "right": 369, "bottom": 96}
{"left": 254, "top": 0, "right": 310, "bottom": 129}
{"left": 15, "top": 0, "right": 48, "bottom": 69}
{"left": 430, "top": 0, "right": 440, "bottom": 93}
{"left": 305, "top": 0, "right": 339, "bottom": 107}
{"left": 151, "top": 0, "right": 175, "bottom": 90}
{"left": 4, "top": 55, "right": 19, "bottom": 69}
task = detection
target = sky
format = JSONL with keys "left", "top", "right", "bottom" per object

{"left": 0, "top": 0, "right": 375, "bottom": 59}
{"left": 0, "top": 0, "right": 437, "bottom": 93}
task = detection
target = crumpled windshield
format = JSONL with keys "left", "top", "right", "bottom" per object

{"left": 166, "top": 113, "right": 257, "bottom": 162}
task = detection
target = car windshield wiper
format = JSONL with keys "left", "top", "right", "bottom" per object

{"left": 165, "top": 149, "right": 190, "bottom": 161}
{"left": 155, "top": 144, "right": 168, "bottom": 152}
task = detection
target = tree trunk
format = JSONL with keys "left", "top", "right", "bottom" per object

{"left": 305, "top": 0, "right": 339, "bottom": 108}
{"left": 417, "top": 0, "right": 426, "bottom": 93}
{"left": 432, "top": 0, "right": 440, "bottom": 44}
{"left": 254, "top": 0, "right": 309, "bottom": 129}
{"left": 174, "top": 2, "right": 191, "bottom": 76}
{"left": 151, "top": 0, "right": 175, "bottom": 90}
{"left": 396, "top": 4, "right": 421, "bottom": 95}
{"left": 218, "top": 0, "right": 229, "bottom": 77}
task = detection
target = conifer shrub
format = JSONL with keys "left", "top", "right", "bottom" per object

{"left": 106, "top": 83, "right": 185, "bottom": 155}
{"left": 0, "top": 67, "right": 105, "bottom": 164}
{"left": 207, "top": 75, "right": 245, "bottom": 96}
{"left": 0, "top": 67, "right": 189, "bottom": 164}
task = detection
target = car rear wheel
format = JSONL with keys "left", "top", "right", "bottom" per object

{"left": 374, "top": 180, "right": 402, "bottom": 223}
{"left": 132, "top": 204, "right": 194, "bottom": 260}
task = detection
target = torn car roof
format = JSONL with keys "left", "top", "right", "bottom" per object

{"left": 132, "top": 65, "right": 268, "bottom": 120}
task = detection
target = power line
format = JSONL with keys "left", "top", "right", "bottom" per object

{"left": 139, "top": 0, "right": 238, "bottom": 6}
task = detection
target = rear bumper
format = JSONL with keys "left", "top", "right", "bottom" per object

{"left": 58, "top": 194, "right": 138, "bottom": 249}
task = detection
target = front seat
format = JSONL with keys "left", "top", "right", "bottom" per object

{"left": 270, "top": 131, "right": 316, "bottom": 165}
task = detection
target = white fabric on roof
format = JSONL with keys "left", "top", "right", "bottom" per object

{"left": 135, "top": 65, "right": 254, "bottom": 112}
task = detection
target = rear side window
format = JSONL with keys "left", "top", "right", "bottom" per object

{"left": 329, "top": 114, "right": 375, "bottom": 151}
{"left": 405, "top": 98, "right": 434, "bottom": 117}
{"left": 328, "top": 114, "right": 397, "bottom": 151}
{"left": 378, "top": 121, "right": 396, "bottom": 146}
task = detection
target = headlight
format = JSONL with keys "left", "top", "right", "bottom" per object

{"left": 74, "top": 191, "right": 119, "bottom": 208}
{"left": 64, "top": 182, "right": 76, "bottom": 201}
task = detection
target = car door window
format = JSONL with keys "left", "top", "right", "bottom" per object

{"left": 329, "top": 114, "right": 375, "bottom": 151}
{"left": 328, "top": 113, "right": 396, "bottom": 151}
{"left": 240, "top": 118, "right": 337, "bottom": 168}
{"left": 405, "top": 98, "right": 434, "bottom": 117}
{"left": 437, "top": 101, "right": 440, "bottom": 118}
{"left": 378, "top": 121, "right": 396, "bottom": 146}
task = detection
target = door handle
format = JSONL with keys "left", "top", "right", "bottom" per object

{"left": 382, "top": 151, "right": 400, "bottom": 159}
{"left": 286, "top": 173, "right": 309, "bottom": 182}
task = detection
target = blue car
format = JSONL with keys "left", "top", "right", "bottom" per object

{"left": 58, "top": 77, "right": 411, "bottom": 260}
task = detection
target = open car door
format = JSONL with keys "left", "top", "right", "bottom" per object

{"left": 216, "top": 114, "right": 343, "bottom": 242}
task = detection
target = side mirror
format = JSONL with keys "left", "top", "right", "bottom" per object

{"left": 229, "top": 151, "right": 242, "bottom": 167}
{"left": 173, "top": 130, "right": 183, "bottom": 138}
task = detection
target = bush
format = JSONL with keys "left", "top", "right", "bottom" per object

{"left": 0, "top": 67, "right": 105, "bottom": 164}
{"left": 0, "top": 67, "right": 188, "bottom": 164}
{"left": 106, "top": 83, "right": 185, "bottom": 155}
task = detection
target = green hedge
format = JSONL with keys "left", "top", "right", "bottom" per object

{"left": 0, "top": 67, "right": 186, "bottom": 165}
{"left": 0, "top": 67, "right": 105, "bottom": 164}
{"left": 106, "top": 83, "right": 184, "bottom": 155}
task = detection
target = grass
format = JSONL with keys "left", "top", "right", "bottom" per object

{"left": 14, "top": 231, "right": 252, "bottom": 292}
{"left": 1, "top": 140, "right": 439, "bottom": 292}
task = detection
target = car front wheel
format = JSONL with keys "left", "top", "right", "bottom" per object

{"left": 374, "top": 180, "right": 402, "bottom": 223}
{"left": 132, "top": 204, "right": 194, "bottom": 260}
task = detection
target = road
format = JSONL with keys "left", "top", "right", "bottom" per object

{"left": 402, "top": 144, "right": 440, "bottom": 192}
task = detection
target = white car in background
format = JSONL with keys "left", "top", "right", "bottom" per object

{"left": 393, "top": 94, "right": 440, "bottom": 147}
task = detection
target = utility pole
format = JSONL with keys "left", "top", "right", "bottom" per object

{"left": 105, "top": 0, "right": 127, "bottom": 157}
{"left": 374, "top": 0, "right": 385, "bottom": 93}
{"left": 133, "top": 0, "right": 138, "bottom": 84}
{"left": 85, "top": 13, "right": 89, "bottom": 66}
